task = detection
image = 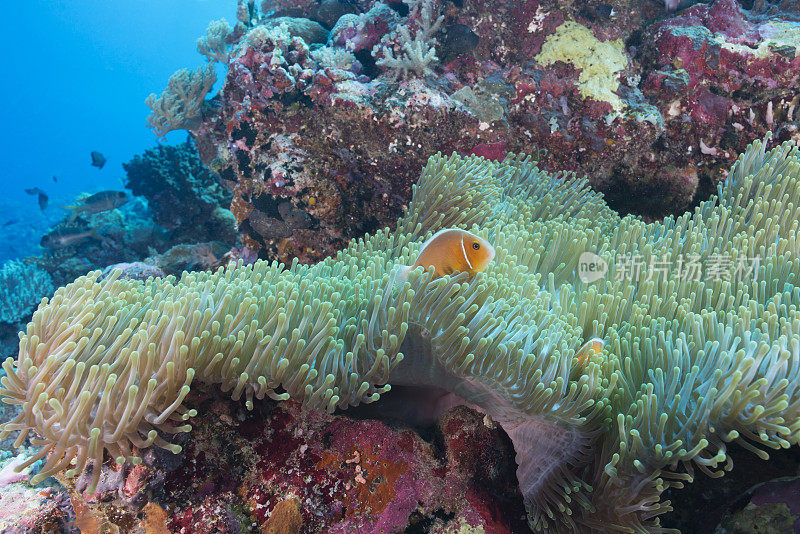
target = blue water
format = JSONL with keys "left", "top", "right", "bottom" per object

{"left": 0, "top": 0, "right": 229, "bottom": 262}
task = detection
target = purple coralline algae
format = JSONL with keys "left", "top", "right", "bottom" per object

{"left": 641, "top": 0, "right": 800, "bottom": 210}
{"left": 52, "top": 388, "right": 527, "bottom": 533}
{"left": 165, "top": 396, "right": 527, "bottom": 533}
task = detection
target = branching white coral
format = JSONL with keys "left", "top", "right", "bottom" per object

{"left": 197, "top": 19, "right": 233, "bottom": 63}
{"left": 376, "top": 26, "right": 439, "bottom": 78}
{"left": 374, "top": 0, "right": 444, "bottom": 79}
{"left": 407, "top": 0, "right": 444, "bottom": 41}
{"left": 145, "top": 64, "right": 216, "bottom": 137}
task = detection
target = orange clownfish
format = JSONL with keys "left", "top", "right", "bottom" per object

{"left": 574, "top": 338, "right": 604, "bottom": 365}
{"left": 395, "top": 229, "right": 496, "bottom": 284}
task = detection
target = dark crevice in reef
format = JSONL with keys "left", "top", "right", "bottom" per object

{"left": 661, "top": 444, "right": 800, "bottom": 532}
{"left": 386, "top": 0, "right": 410, "bottom": 17}
{"left": 280, "top": 91, "right": 313, "bottom": 109}
{"left": 405, "top": 509, "right": 457, "bottom": 533}
{"left": 235, "top": 148, "right": 251, "bottom": 171}
{"left": 343, "top": 384, "right": 446, "bottom": 439}
{"left": 598, "top": 138, "right": 719, "bottom": 221}
{"left": 690, "top": 170, "right": 720, "bottom": 214}
{"left": 354, "top": 48, "right": 379, "bottom": 79}
{"left": 344, "top": 386, "right": 529, "bottom": 532}
{"left": 602, "top": 177, "right": 717, "bottom": 222}
{"left": 251, "top": 194, "right": 283, "bottom": 218}
{"left": 219, "top": 166, "right": 236, "bottom": 184}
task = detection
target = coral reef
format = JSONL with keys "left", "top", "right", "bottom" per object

{"left": 146, "top": 65, "right": 217, "bottom": 137}
{"left": 330, "top": 3, "right": 399, "bottom": 53}
{"left": 28, "top": 140, "right": 237, "bottom": 290}
{"left": 0, "top": 260, "right": 53, "bottom": 326}
{"left": 535, "top": 20, "right": 628, "bottom": 111}
{"left": 0, "top": 483, "right": 76, "bottom": 533}
{"left": 0, "top": 324, "right": 19, "bottom": 361}
{"left": 176, "top": 0, "right": 800, "bottom": 264}
{"left": 639, "top": 0, "right": 800, "bottom": 211}
{"left": 0, "top": 260, "right": 53, "bottom": 365}
{"left": 0, "top": 449, "right": 75, "bottom": 533}
{"left": 122, "top": 138, "right": 236, "bottom": 245}
{"left": 101, "top": 262, "right": 166, "bottom": 282}
{"left": 373, "top": 0, "right": 444, "bottom": 78}
{"left": 2, "top": 137, "right": 800, "bottom": 532}
{"left": 197, "top": 19, "right": 234, "bottom": 64}
{"left": 53, "top": 388, "right": 525, "bottom": 533}
{"left": 153, "top": 241, "right": 232, "bottom": 276}
{"left": 660, "top": 443, "right": 800, "bottom": 531}
{"left": 33, "top": 196, "right": 163, "bottom": 288}
{"left": 716, "top": 476, "right": 800, "bottom": 533}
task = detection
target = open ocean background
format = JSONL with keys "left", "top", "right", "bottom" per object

{"left": 0, "top": 0, "right": 229, "bottom": 263}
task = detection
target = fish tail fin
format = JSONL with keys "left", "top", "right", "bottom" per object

{"left": 62, "top": 205, "right": 81, "bottom": 222}
{"left": 393, "top": 265, "right": 412, "bottom": 287}
{"left": 87, "top": 227, "right": 103, "bottom": 241}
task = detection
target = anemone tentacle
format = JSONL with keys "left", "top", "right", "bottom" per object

{"left": 2, "top": 136, "right": 800, "bottom": 532}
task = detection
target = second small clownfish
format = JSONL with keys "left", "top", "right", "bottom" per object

{"left": 395, "top": 228, "right": 496, "bottom": 284}
{"left": 574, "top": 338, "right": 604, "bottom": 366}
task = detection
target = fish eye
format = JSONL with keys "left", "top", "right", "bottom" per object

{"left": 472, "top": 242, "right": 480, "bottom": 250}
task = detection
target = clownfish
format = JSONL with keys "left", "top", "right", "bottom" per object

{"left": 574, "top": 338, "right": 604, "bottom": 366}
{"left": 395, "top": 229, "right": 496, "bottom": 285}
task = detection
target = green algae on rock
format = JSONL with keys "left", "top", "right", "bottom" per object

{"left": 2, "top": 136, "right": 800, "bottom": 532}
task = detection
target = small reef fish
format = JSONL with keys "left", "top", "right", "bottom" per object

{"left": 40, "top": 227, "right": 101, "bottom": 249}
{"left": 24, "top": 187, "right": 49, "bottom": 211}
{"left": 63, "top": 191, "right": 129, "bottom": 222}
{"left": 574, "top": 338, "right": 604, "bottom": 365}
{"left": 2, "top": 219, "right": 19, "bottom": 227}
{"left": 440, "top": 24, "right": 480, "bottom": 62}
{"left": 395, "top": 228, "right": 495, "bottom": 284}
{"left": 90, "top": 151, "right": 106, "bottom": 169}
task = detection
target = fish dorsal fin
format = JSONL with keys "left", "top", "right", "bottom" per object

{"left": 419, "top": 228, "right": 453, "bottom": 251}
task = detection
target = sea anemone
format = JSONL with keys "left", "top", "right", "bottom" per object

{"left": 2, "top": 136, "right": 799, "bottom": 532}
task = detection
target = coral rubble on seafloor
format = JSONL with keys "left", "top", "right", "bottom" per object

{"left": 141, "top": 0, "right": 800, "bottom": 264}
{"left": 2, "top": 136, "right": 800, "bottom": 532}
